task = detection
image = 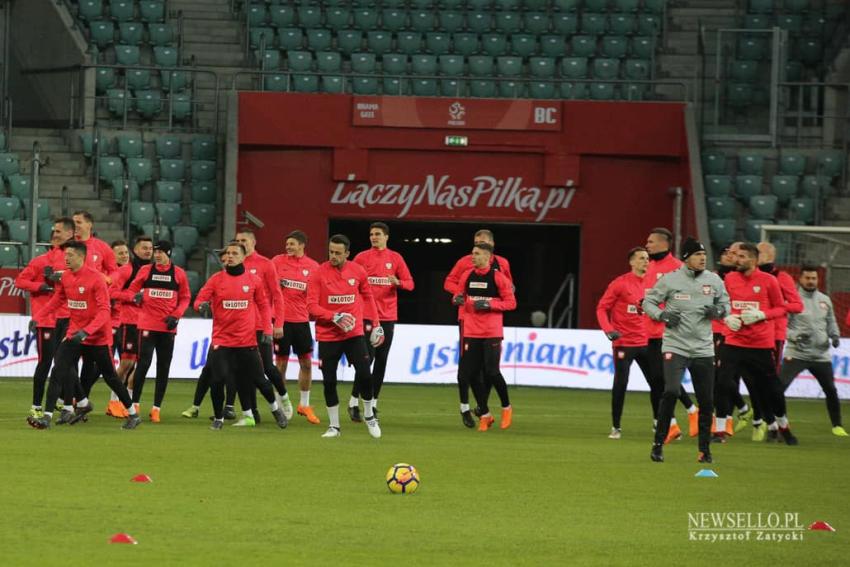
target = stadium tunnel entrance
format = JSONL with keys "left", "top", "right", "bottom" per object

{"left": 329, "top": 219, "right": 581, "bottom": 327}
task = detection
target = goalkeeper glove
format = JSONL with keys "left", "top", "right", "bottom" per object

{"left": 370, "top": 325, "right": 385, "bottom": 347}
{"left": 741, "top": 309, "right": 766, "bottom": 325}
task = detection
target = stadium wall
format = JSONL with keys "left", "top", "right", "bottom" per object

{"left": 236, "top": 93, "right": 696, "bottom": 328}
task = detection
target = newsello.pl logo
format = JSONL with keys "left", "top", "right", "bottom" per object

{"left": 688, "top": 512, "right": 805, "bottom": 542}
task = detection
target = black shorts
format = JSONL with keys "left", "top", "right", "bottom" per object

{"left": 120, "top": 324, "right": 139, "bottom": 360}
{"left": 112, "top": 326, "right": 122, "bottom": 358}
{"left": 274, "top": 322, "right": 313, "bottom": 358}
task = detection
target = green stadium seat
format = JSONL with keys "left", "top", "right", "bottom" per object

{"left": 637, "top": 14, "right": 661, "bottom": 37}
{"left": 275, "top": 27, "right": 300, "bottom": 51}
{"left": 523, "top": 0, "right": 549, "bottom": 8}
{"left": 748, "top": 0, "right": 774, "bottom": 13}
{"left": 186, "top": 270, "right": 201, "bottom": 296}
{"left": 498, "top": 80, "right": 524, "bottom": 98}
{"left": 601, "top": 35, "right": 628, "bottom": 59}
{"left": 126, "top": 68, "right": 152, "bottom": 91}
{"left": 787, "top": 197, "right": 815, "bottom": 223}
{"left": 159, "top": 159, "right": 186, "bottom": 182}
{"left": 735, "top": 175, "right": 762, "bottom": 202}
{"left": 702, "top": 150, "right": 727, "bottom": 175}
{"left": 410, "top": 11, "right": 436, "bottom": 33}
{"left": 247, "top": 4, "right": 269, "bottom": 26}
{"left": 776, "top": 15, "right": 802, "bottom": 33}
{"left": 0, "top": 243, "right": 20, "bottom": 267}
{"left": 326, "top": 10, "right": 351, "bottom": 32}
{"left": 38, "top": 219, "right": 53, "bottom": 242}
{"left": 737, "top": 36, "right": 767, "bottom": 60}
{"left": 250, "top": 27, "right": 275, "bottom": 49}
{"left": 560, "top": 81, "right": 589, "bottom": 99}
{"left": 380, "top": 9, "right": 406, "bottom": 32}
{"left": 482, "top": 33, "right": 508, "bottom": 56}
{"left": 441, "top": 0, "right": 466, "bottom": 8}
{"left": 571, "top": 35, "right": 596, "bottom": 57}
{"left": 98, "top": 156, "right": 124, "bottom": 180}
{"left": 148, "top": 22, "right": 175, "bottom": 46}
{"left": 523, "top": 12, "right": 550, "bottom": 35}
{"left": 816, "top": 150, "right": 844, "bottom": 178}
{"left": 316, "top": 51, "right": 342, "bottom": 72}
{"left": 729, "top": 60, "right": 758, "bottom": 82}
{"left": 305, "top": 29, "right": 332, "bottom": 52}
{"left": 560, "top": 57, "right": 588, "bottom": 79}
{"left": 743, "top": 15, "right": 771, "bottom": 29}
{"left": 771, "top": 175, "right": 799, "bottom": 205}
{"left": 78, "top": 0, "right": 103, "bottom": 21}
{"left": 366, "top": 31, "right": 392, "bottom": 55}
{"left": 395, "top": 32, "right": 421, "bottom": 55}
{"left": 609, "top": 14, "right": 636, "bottom": 35}
{"left": 552, "top": 13, "right": 579, "bottom": 36}
{"left": 190, "top": 136, "right": 215, "bottom": 162}
{"left": 425, "top": 32, "right": 451, "bottom": 55}
{"left": 438, "top": 11, "right": 464, "bottom": 33}
{"left": 709, "top": 219, "right": 736, "bottom": 246}
{"left": 161, "top": 69, "right": 188, "bottom": 93}
{"left": 802, "top": 14, "right": 826, "bottom": 36}
{"left": 581, "top": 13, "right": 608, "bottom": 36}
{"left": 126, "top": 158, "right": 153, "bottom": 185}
{"left": 6, "top": 174, "right": 31, "bottom": 200}
{"left": 529, "top": 56, "right": 556, "bottom": 78}
{"left": 90, "top": 20, "right": 115, "bottom": 49}
{"left": 509, "top": 34, "right": 536, "bottom": 57}
{"left": 466, "top": 11, "right": 493, "bottom": 34}
{"left": 744, "top": 219, "right": 769, "bottom": 242}
{"left": 156, "top": 181, "right": 183, "bottom": 203}
{"left": 778, "top": 153, "right": 806, "bottom": 176}
{"left": 19, "top": 199, "right": 51, "bottom": 222}
{"left": 172, "top": 226, "right": 200, "bottom": 252}
{"left": 452, "top": 33, "right": 479, "bottom": 56}
{"left": 495, "top": 0, "right": 520, "bottom": 9}
{"left": 80, "top": 132, "right": 112, "bottom": 158}
{"left": 156, "top": 203, "right": 182, "bottom": 227}
{"left": 707, "top": 197, "right": 735, "bottom": 219}
{"left": 539, "top": 35, "right": 567, "bottom": 57}
{"left": 800, "top": 175, "right": 829, "bottom": 198}
{"left": 0, "top": 153, "right": 20, "bottom": 179}
{"left": 108, "top": 1, "right": 135, "bottom": 22}
{"left": 141, "top": 223, "right": 169, "bottom": 241}
{"left": 738, "top": 154, "right": 764, "bottom": 176}
{"left": 130, "top": 202, "right": 156, "bottom": 228}
{"left": 191, "top": 181, "right": 216, "bottom": 204}
{"left": 0, "top": 197, "right": 21, "bottom": 221}
{"left": 554, "top": 0, "right": 580, "bottom": 9}
{"left": 440, "top": 79, "right": 465, "bottom": 96}
{"left": 297, "top": 6, "right": 323, "bottom": 28}
{"left": 631, "top": 36, "right": 655, "bottom": 59}
{"left": 139, "top": 1, "right": 165, "bottom": 23}
{"left": 410, "top": 78, "right": 439, "bottom": 96}
{"left": 110, "top": 178, "right": 140, "bottom": 204}
{"left": 118, "top": 22, "right": 144, "bottom": 47}
{"left": 6, "top": 220, "right": 30, "bottom": 243}
{"left": 291, "top": 75, "right": 318, "bottom": 92}
{"left": 439, "top": 55, "right": 464, "bottom": 76}
{"left": 117, "top": 133, "right": 143, "bottom": 158}
{"left": 135, "top": 89, "right": 163, "bottom": 119}
{"left": 749, "top": 195, "right": 777, "bottom": 220}
{"left": 190, "top": 204, "right": 216, "bottom": 233}
{"left": 468, "top": 56, "right": 494, "bottom": 76}
{"left": 383, "top": 77, "right": 403, "bottom": 94}
{"left": 322, "top": 75, "right": 345, "bottom": 93}
{"left": 353, "top": 9, "right": 379, "bottom": 30}
{"left": 643, "top": 0, "right": 666, "bottom": 12}
{"left": 255, "top": 49, "right": 280, "bottom": 70}
{"left": 469, "top": 79, "right": 498, "bottom": 98}
{"left": 529, "top": 81, "right": 557, "bottom": 99}
{"left": 496, "top": 56, "right": 522, "bottom": 77}
{"left": 623, "top": 58, "right": 650, "bottom": 80}
{"left": 784, "top": 60, "right": 803, "bottom": 82}
{"left": 726, "top": 83, "right": 752, "bottom": 109}
{"left": 191, "top": 160, "right": 216, "bottom": 182}
{"left": 115, "top": 45, "right": 141, "bottom": 65}
{"left": 170, "top": 245, "right": 187, "bottom": 268}
{"left": 593, "top": 58, "right": 620, "bottom": 80}
{"left": 411, "top": 54, "right": 437, "bottom": 75}
{"left": 784, "top": 0, "right": 810, "bottom": 13}
{"left": 495, "top": 12, "right": 522, "bottom": 34}
{"left": 382, "top": 54, "right": 408, "bottom": 75}
{"left": 622, "top": 84, "right": 649, "bottom": 101}
{"left": 351, "top": 52, "right": 377, "bottom": 74}
{"left": 338, "top": 30, "right": 364, "bottom": 55}
{"left": 704, "top": 175, "right": 733, "bottom": 197}
{"left": 96, "top": 67, "right": 116, "bottom": 94}
{"left": 270, "top": 5, "right": 295, "bottom": 28}
{"left": 589, "top": 82, "right": 617, "bottom": 100}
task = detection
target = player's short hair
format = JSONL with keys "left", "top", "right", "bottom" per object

{"left": 628, "top": 246, "right": 647, "bottom": 260}
{"left": 800, "top": 264, "right": 819, "bottom": 275}
{"left": 134, "top": 235, "right": 153, "bottom": 246}
{"left": 286, "top": 230, "right": 308, "bottom": 245}
{"left": 474, "top": 242, "right": 494, "bottom": 254}
{"left": 54, "top": 216, "right": 75, "bottom": 232}
{"left": 72, "top": 210, "right": 94, "bottom": 224}
{"left": 370, "top": 222, "right": 389, "bottom": 235}
{"left": 236, "top": 228, "right": 256, "bottom": 241}
{"left": 226, "top": 240, "right": 247, "bottom": 255}
{"left": 62, "top": 240, "right": 87, "bottom": 256}
{"left": 474, "top": 229, "right": 494, "bottom": 242}
{"left": 329, "top": 233, "right": 350, "bottom": 251}
{"left": 650, "top": 227, "right": 673, "bottom": 243}
{"left": 111, "top": 239, "right": 128, "bottom": 249}
{"left": 739, "top": 242, "right": 759, "bottom": 258}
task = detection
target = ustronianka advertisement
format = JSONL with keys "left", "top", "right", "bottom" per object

{"left": 0, "top": 316, "right": 847, "bottom": 400}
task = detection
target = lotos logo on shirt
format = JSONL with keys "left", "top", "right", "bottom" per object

{"left": 469, "top": 282, "right": 488, "bottom": 289}
{"left": 282, "top": 279, "right": 307, "bottom": 291}
{"left": 673, "top": 293, "right": 691, "bottom": 301}
{"left": 222, "top": 300, "right": 249, "bottom": 310}
{"left": 368, "top": 276, "right": 392, "bottom": 286}
{"left": 68, "top": 300, "right": 88, "bottom": 310}
{"left": 702, "top": 285, "right": 713, "bottom": 295}
{"left": 328, "top": 294, "right": 355, "bottom": 305}
{"left": 467, "top": 295, "right": 492, "bottom": 302}
{"left": 733, "top": 300, "right": 760, "bottom": 311}
{"left": 148, "top": 289, "right": 174, "bottom": 299}
{"left": 151, "top": 274, "right": 172, "bottom": 282}
{"left": 347, "top": 278, "right": 356, "bottom": 286}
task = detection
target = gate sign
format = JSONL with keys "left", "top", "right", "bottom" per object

{"left": 352, "top": 96, "right": 562, "bottom": 131}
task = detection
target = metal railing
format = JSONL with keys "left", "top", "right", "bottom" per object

{"left": 547, "top": 273, "right": 575, "bottom": 329}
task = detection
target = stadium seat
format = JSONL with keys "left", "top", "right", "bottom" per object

{"left": 704, "top": 175, "right": 733, "bottom": 197}
{"left": 467, "top": 12, "right": 492, "bottom": 33}
{"left": 383, "top": 77, "right": 403, "bottom": 95}
{"left": 707, "top": 197, "right": 735, "bottom": 219}
{"left": 0, "top": 197, "right": 21, "bottom": 221}
{"left": 539, "top": 35, "right": 567, "bottom": 57}
{"left": 481, "top": 33, "right": 508, "bottom": 57}
{"left": 95, "top": 67, "right": 116, "bottom": 94}
{"left": 396, "top": 32, "right": 422, "bottom": 55}
{"left": 382, "top": 54, "right": 408, "bottom": 75}
{"left": 38, "top": 219, "right": 54, "bottom": 241}
{"left": 495, "top": 12, "right": 522, "bottom": 34}
{"left": 497, "top": 56, "right": 522, "bottom": 77}
{"left": 270, "top": 6, "right": 296, "bottom": 28}
{"left": 115, "top": 45, "right": 141, "bottom": 66}
{"left": 89, "top": 20, "right": 115, "bottom": 49}
{"left": 19, "top": 199, "right": 51, "bottom": 222}
{"left": 156, "top": 203, "right": 182, "bottom": 227}
{"left": 452, "top": 33, "right": 479, "bottom": 56}
{"left": 288, "top": 51, "right": 314, "bottom": 72}
{"left": 410, "top": 11, "right": 436, "bottom": 33}
{"left": 498, "top": 80, "right": 524, "bottom": 98}
{"left": 592, "top": 58, "right": 620, "bottom": 80}
{"left": 351, "top": 52, "right": 377, "bottom": 74}
{"left": 170, "top": 93, "right": 192, "bottom": 122}
{"left": 277, "top": 27, "right": 302, "bottom": 51}
{"left": 439, "top": 55, "right": 464, "bottom": 76}
{"left": 110, "top": 178, "right": 140, "bottom": 204}
{"left": 737, "top": 154, "right": 764, "bottom": 176}
{"left": 316, "top": 51, "right": 342, "bottom": 73}
{"left": 256, "top": 49, "right": 280, "bottom": 70}
{"left": 637, "top": 14, "right": 661, "bottom": 36}
{"left": 141, "top": 223, "right": 169, "bottom": 241}
{"left": 6, "top": 174, "right": 31, "bottom": 200}
{"left": 798, "top": 37, "right": 822, "bottom": 66}
{"left": 609, "top": 14, "right": 636, "bottom": 35}
{"left": 631, "top": 36, "right": 655, "bottom": 59}
{"left": 560, "top": 57, "right": 588, "bottom": 79}
{"left": 263, "top": 74, "right": 287, "bottom": 92}
{"left": 749, "top": 0, "right": 772, "bottom": 11}
{"left": 552, "top": 13, "right": 578, "bottom": 35}
{"left": 581, "top": 13, "right": 608, "bottom": 36}
{"left": 367, "top": 31, "right": 392, "bottom": 55}
{"left": 0, "top": 244, "right": 20, "bottom": 267}
{"left": 523, "top": 12, "right": 549, "bottom": 35}
{"left": 729, "top": 60, "right": 759, "bottom": 82}
{"left": 156, "top": 181, "right": 183, "bottom": 203}
{"left": 438, "top": 11, "right": 464, "bottom": 33}
{"left": 411, "top": 54, "right": 437, "bottom": 76}
{"left": 800, "top": 175, "right": 830, "bottom": 198}
{"left": 0, "top": 153, "right": 20, "bottom": 179}
{"left": 5, "top": 220, "right": 28, "bottom": 244}
{"left": 353, "top": 8, "right": 379, "bottom": 30}
{"left": 191, "top": 136, "right": 216, "bottom": 161}
{"left": 126, "top": 158, "right": 153, "bottom": 185}
{"left": 130, "top": 202, "right": 156, "bottom": 228}
{"left": 380, "top": 9, "right": 406, "bottom": 32}
{"left": 784, "top": 0, "right": 810, "bottom": 13}
{"left": 440, "top": 78, "right": 465, "bottom": 96}
{"left": 553, "top": 0, "right": 580, "bottom": 10}
{"left": 98, "top": 156, "right": 124, "bottom": 181}
{"left": 139, "top": 1, "right": 165, "bottom": 23}
{"left": 601, "top": 36, "right": 629, "bottom": 59}
{"left": 560, "top": 81, "right": 589, "bottom": 100}
{"left": 77, "top": 0, "right": 103, "bottom": 21}
{"left": 161, "top": 69, "right": 188, "bottom": 93}
{"left": 787, "top": 197, "right": 815, "bottom": 223}
{"left": 749, "top": 195, "right": 778, "bottom": 220}
{"left": 735, "top": 175, "right": 762, "bottom": 201}
{"left": 584, "top": 0, "right": 608, "bottom": 10}
{"left": 117, "top": 132, "right": 143, "bottom": 158}
{"left": 816, "top": 150, "right": 844, "bottom": 178}
{"left": 570, "top": 36, "right": 597, "bottom": 58}
{"left": 247, "top": 4, "right": 268, "bottom": 27}
{"left": 770, "top": 175, "right": 799, "bottom": 205}
{"left": 170, "top": 245, "right": 188, "bottom": 268}
{"left": 776, "top": 15, "right": 802, "bottom": 33}
{"left": 744, "top": 219, "right": 769, "bottom": 242}
{"left": 108, "top": 0, "right": 135, "bottom": 22}
{"left": 589, "top": 82, "right": 617, "bottom": 100}
{"left": 528, "top": 81, "right": 556, "bottom": 99}
{"left": 186, "top": 270, "right": 201, "bottom": 296}
{"left": 155, "top": 135, "right": 181, "bottom": 159}
{"left": 191, "top": 181, "right": 216, "bottom": 204}
{"left": 148, "top": 23, "right": 175, "bottom": 46}
{"left": 118, "top": 21, "right": 144, "bottom": 45}
{"left": 725, "top": 83, "right": 752, "bottom": 109}
{"left": 159, "top": 159, "right": 186, "bottom": 182}
{"left": 737, "top": 36, "right": 767, "bottom": 60}
{"left": 743, "top": 14, "right": 771, "bottom": 29}
{"left": 469, "top": 79, "right": 498, "bottom": 98}
{"left": 510, "top": 34, "right": 536, "bottom": 57}
{"left": 297, "top": 6, "right": 322, "bottom": 28}
{"left": 410, "top": 79, "right": 439, "bottom": 96}
{"left": 709, "top": 219, "right": 736, "bottom": 246}
{"left": 495, "top": 0, "right": 520, "bottom": 9}
{"left": 322, "top": 75, "right": 345, "bottom": 94}
{"left": 529, "top": 56, "right": 556, "bottom": 78}
{"left": 190, "top": 161, "right": 216, "bottom": 182}
{"left": 623, "top": 58, "right": 650, "bottom": 81}
{"left": 351, "top": 77, "right": 378, "bottom": 94}
{"left": 190, "top": 204, "right": 216, "bottom": 233}
{"left": 468, "top": 56, "right": 494, "bottom": 76}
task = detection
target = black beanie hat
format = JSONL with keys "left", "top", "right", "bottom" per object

{"left": 681, "top": 237, "right": 705, "bottom": 260}
{"left": 153, "top": 240, "right": 173, "bottom": 257}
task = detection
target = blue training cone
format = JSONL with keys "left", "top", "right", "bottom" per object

{"left": 695, "top": 469, "right": 718, "bottom": 478}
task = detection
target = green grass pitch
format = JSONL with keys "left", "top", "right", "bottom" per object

{"left": 0, "top": 379, "right": 848, "bottom": 566}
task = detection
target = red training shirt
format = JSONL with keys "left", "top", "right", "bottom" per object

{"left": 596, "top": 271, "right": 648, "bottom": 347}
{"left": 353, "top": 247, "right": 414, "bottom": 322}
{"left": 244, "top": 252, "right": 285, "bottom": 330}
{"left": 644, "top": 252, "right": 682, "bottom": 339}
{"left": 126, "top": 262, "right": 191, "bottom": 333}
{"left": 35, "top": 265, "right": 113, "bottom": 346}
{"left": 272, "top": 253, "right": 320, "bottom": 324}
{"left": 456, "top": 266, "right": 516, "bottom": 338}
{"left": 307, "top": 260, "right": 380, "bottom": 342}
{"left": 724, "top": 269, "right": 786, "bottom": 349}
{"left": 195, "top": 269, "right": 271, "bottom": 348}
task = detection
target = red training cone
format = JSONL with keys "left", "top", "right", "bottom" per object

{"left": 110, "top": 533, "right": 138, "bottom": 544}
{"left": 131, "top": 474, "right": 152, "bottom": 483}
{"left": 808, "top": 521, "right": 835, "bottom": 532}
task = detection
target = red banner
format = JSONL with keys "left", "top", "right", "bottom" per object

{"left": 352, "top": 96, "right": 562, "bottom": 131}
{"left": 0, "top": 268, "right": 26, "bottom": 314}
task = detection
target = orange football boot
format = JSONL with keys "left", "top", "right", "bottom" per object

{"left": 664, "top": 422, "right": 683, "bottom": 444}
{"left": 149, "top": 407, "right": 160, "bottom": 423}
{"left": 478, "top": 414, "right": 495, "bottom": 432}
{"left": 297, "top": 405, "right": 321, "bottom": 424}
{"left": 500, "top": 407, "right": 513, "bottom": 430}
{"left": 689, "top": 410, "right": 699, "bottom": 437}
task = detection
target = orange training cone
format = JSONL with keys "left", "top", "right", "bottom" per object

{"left": 110, "top": 533, "right": 138, "bottom": 544}
{"left": 808, "top": 521, "right": 835, "bottom": 532}
{"left": 131, "top": 474, "right": 152, "bottom": 483}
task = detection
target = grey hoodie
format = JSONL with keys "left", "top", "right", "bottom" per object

{"left": 643, "top": 266, "right": 730, "bottom": 358}
{"left": 785, "top": 287, "right": 840, "bottom": 362}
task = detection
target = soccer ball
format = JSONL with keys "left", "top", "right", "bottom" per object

{"left": 386, "top": 463, "right": 420, "bottom": 494}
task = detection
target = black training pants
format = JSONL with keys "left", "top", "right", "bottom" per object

{"left": 780, "top": 358, "right": 842, "bottom": 427}
{"left": 458, "top": 337, "right": 507, "bottom": 416}
{"left": 351, "top": 321, "right": 396, "bottom": 400}
{"left": 654, "top": 353, "right": 714, "bottom": 451}
{"left": 611, "top": 345, "right": 659, "bottom": 429}
{"left": 319, "top": 337, "right": 373, "bottom": 408}
{"left": 46, "top": 341, "right": 132, "bottom": 412}
{"left": 132, "top": 330, "right": 176, "bottom": 407}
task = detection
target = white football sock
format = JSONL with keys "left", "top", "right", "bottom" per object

{"left": 460, "top": 403, "right": 470, "bottom": 412}
{"left": 327, "top": 405, "right": 340, "bottom": 428}
{"left": 348, "top": 396, "right": 359, "bottom": 408}
{"left": 363, "top": 399, "right": 374, "bottom": 419}
{"left": 109, "top": 391, "right": 119, "bottom": 401}
{"left": 269, "top": 400, "right": 280, "bottom": 412}
{"left": 687, "top": 405, "right": 698, "bottom": 414}
{"left": 777, "top": 415, "right": 789, "bottom": 428}
{"left": 300, "top": 390, "right": 310, "bottom": 406}
{"left": 715, "top": 417, "right": 727, "bottom": 431}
